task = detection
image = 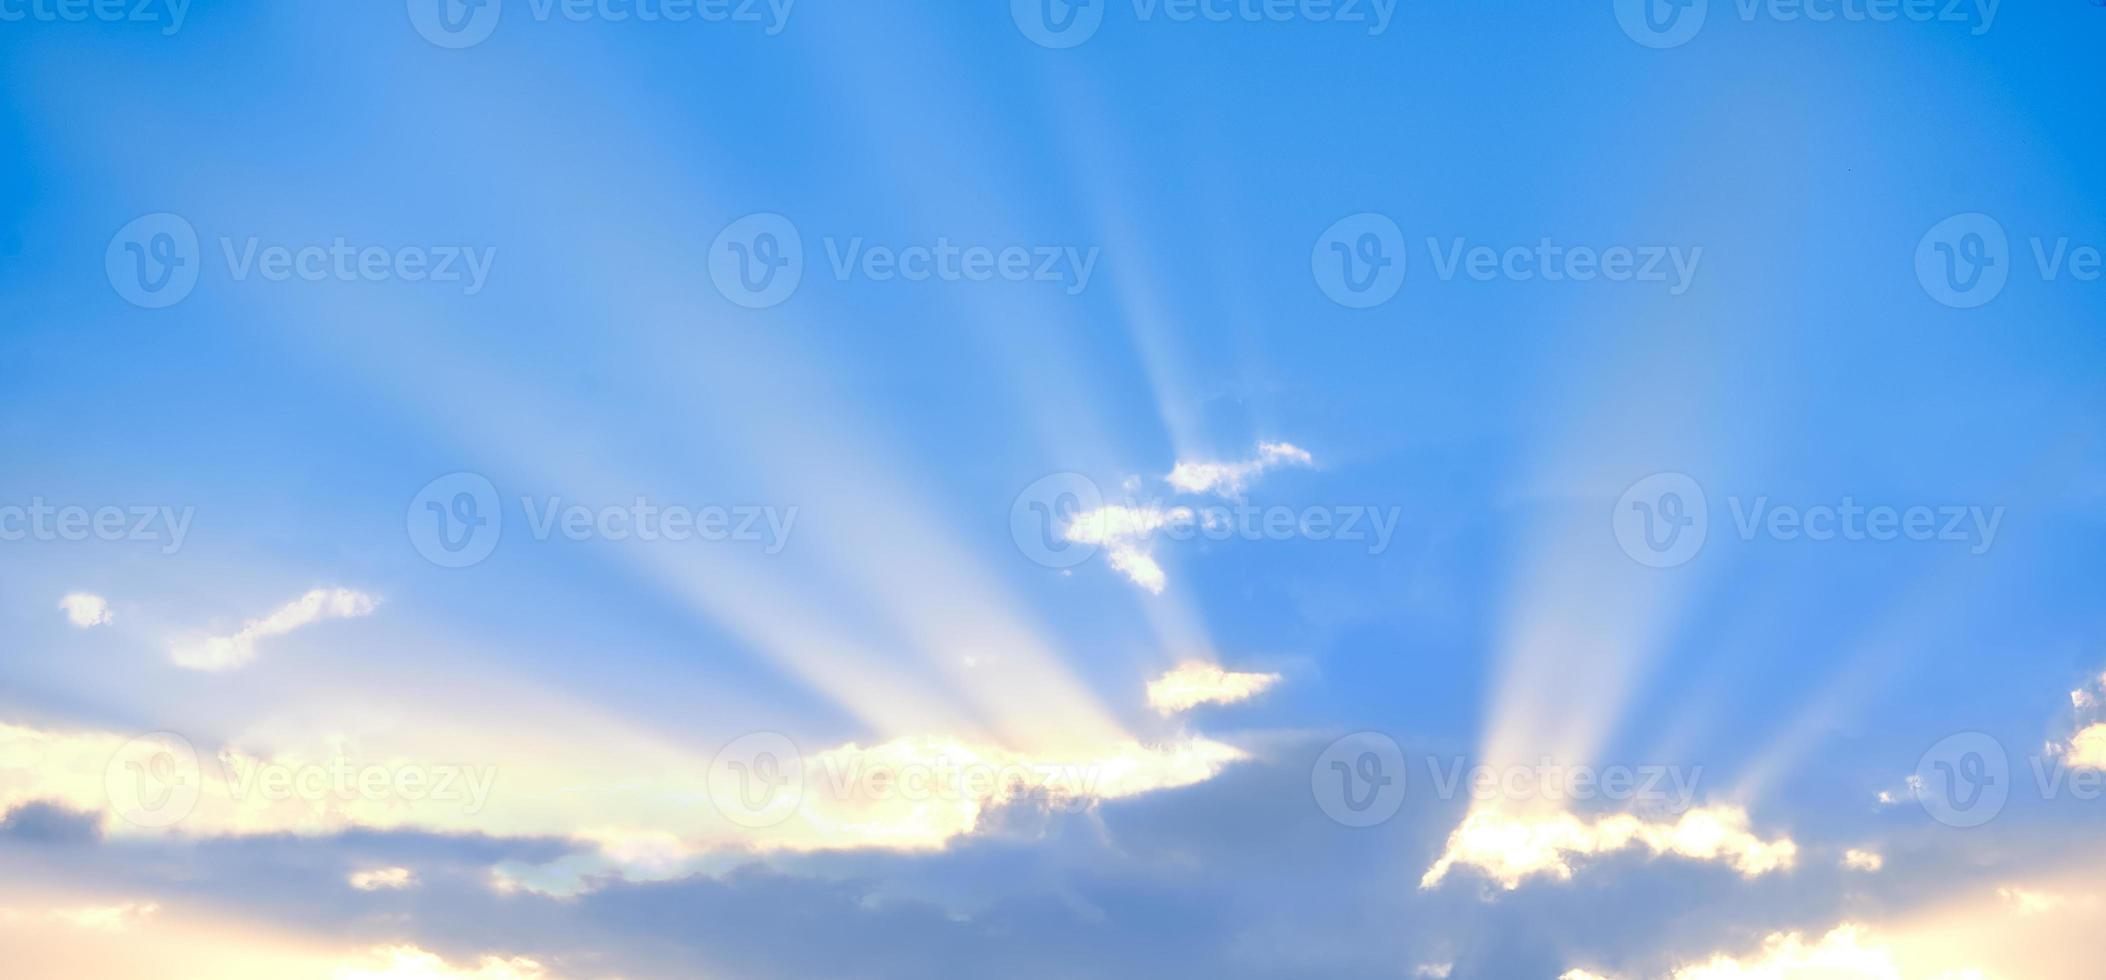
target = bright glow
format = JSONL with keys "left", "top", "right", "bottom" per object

{"left": 1145, "top": 662, "right": 1281, "bottom": 714}
{"left": 57, "top": 593, "right": 113, "bottom": 628}
{"left": 2064, "top": 724, "right": 2106, "bottom": 770}
{"left": 331, "top": 945, "right": 552, "bottom": 980}
{"left": 1843, "top": 848, "right": 1885, "bottom": 872}
{"left": 169, "top": 588, "right": 379, "bottom": 671}
{"left": 347, "top": 867, "right": 417, "bottom": 891}
{"left": 1421, "top": 805, "right": 1797, "bottom": 890}
{"left": 0, "top": 901, "right": 159, "bottom": 932}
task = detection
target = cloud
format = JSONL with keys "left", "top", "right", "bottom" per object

{"left": 1843, "top": 848, "right": 1885, "bottom": 872}
{"left": 57, "top": 593, "right": 113, "bottom": 628}
{"left": 1421, "top": 805, "right": 1797, "bottom": 890}
{"left": 0, "top": 901, "right": 159, "bottom": 932}
{"left": 1, "top": 715, "right": 1246, "bottom": 880}
{"left": 331, "top": 946, "right": 554, "bottom": 980}
{"left": 1166, "top": 442, "right": 1313, "bottom": 497}
{"left": 1145, "top": 662, "right": 1282, "bottom": 715}
{"left": 348, "top": 867, "right": 418, "bottom": 891}
{"left": 1063, "top": 504, "right": 1191, "bottom": 594}
{"left": 169, "top": 588, "right": 379, "bottom": 671}
{"left": 1569, "top": 925, "right": 1933, "bottom": 980}
{"left": 2061, "top": 724, "right": 2106, "bottom": 770}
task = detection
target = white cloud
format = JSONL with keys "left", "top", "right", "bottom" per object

{"left": 1145, "top": 662, "right": 1281, "bottom": 715}
{"left": 332, "top": 945, "right": 553, "bottom": 980}
{"left": 1166, "top": 441, "right": 1313, "bottom": 497}
{"left": 1063, "top": 505, "right": 1191, "bottom": 594}
{"left": 57, "top": 593, "right": 113, "bottom": 628}
{"left": 1414, "top": 964, "right": 1454, "bottom": 978}
{"left": 2062, "top": 723, "right": 2106, "bottom": 770}
{"left": 1843, "top": 848, "right": 1885, "bottom": 872}
{"left": 169, "top": 588, "right": 379, "bottom": 671}
{"left": 347, "top": 867, "right": 417, "bottom": 891}
{"left": 1421, "top": 805, "right": 1797, "bottom": 890}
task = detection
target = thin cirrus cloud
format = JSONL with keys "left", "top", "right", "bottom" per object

{"left": 57, "top": 593, "right": 113, "bottom": 628}
{"left": 1063, "top": 441, "right": 1316, "bottom": 593}
{"left": 167, "top": 588, "right": 379, "bottom": 671}
{"left": 1420, "top": 805, "right": 1798, "bottom": 890}
{"left": 1145, "top": 662, "right": 1282, "bottom": 715}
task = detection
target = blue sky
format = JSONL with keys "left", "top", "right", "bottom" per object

{"left": 3, "top": 1, "right": 2105, "bottom": 977}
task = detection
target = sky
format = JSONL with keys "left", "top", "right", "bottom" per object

{"left": 2, "top": 0, "right": 2105, "bottom": 977}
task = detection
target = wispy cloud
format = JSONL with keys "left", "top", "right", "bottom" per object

{"left": 1166, "top": 441, "right": 1313, "bottom": 497}
{"left": 1145, "top": 662, "right": 1281, "bottom": 715}
{"left": 169, "top": 588, "right": 379, "bottom": 671}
